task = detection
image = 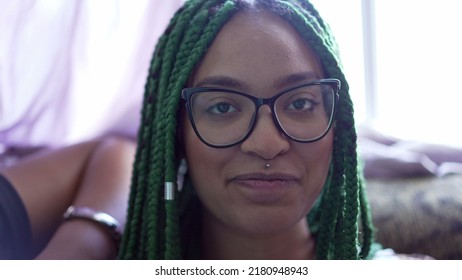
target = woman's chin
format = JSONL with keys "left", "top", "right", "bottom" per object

{"left": 229, "top": 211, "right": 308, "bottom": 238}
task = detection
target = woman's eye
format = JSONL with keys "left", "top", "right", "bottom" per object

{"left": 286, "top": 98, "right": 316, "bottom": 111}
{"left": 207, "top": 102, "right": 238, "bottom": 114}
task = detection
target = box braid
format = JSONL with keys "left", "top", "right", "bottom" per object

{"left": 119, "top": 0, "right": 378, "bottom": 260}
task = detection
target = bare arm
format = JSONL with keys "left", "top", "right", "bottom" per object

{"left": 1, "top": 137, "right": 136, "bottom": 259}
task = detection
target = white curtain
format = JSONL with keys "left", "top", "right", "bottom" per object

{"left": 0, "top": 0, "right": 184, "bottom": 149}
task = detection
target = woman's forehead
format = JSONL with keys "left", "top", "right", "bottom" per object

{"left": 220, "top": 10, "right": 293, "bottom": 40}
{"left": 191, "top": 10, "right": 324, "bottom": 89}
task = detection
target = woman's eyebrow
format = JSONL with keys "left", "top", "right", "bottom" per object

{"left": 195, "top": 71, "right": 320, "bottom": 91}
{"left": 273, "top": 71, "right": 320, "bottom": 89}
{"left": 195, "top": 76, "right": 249, "bottom": 91}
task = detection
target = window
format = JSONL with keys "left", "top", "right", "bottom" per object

{"left": 312, "top": 0, "right": 462, "bottom": 146}
{"left": 311, "top": 0, "right": 367, "bottom": 123}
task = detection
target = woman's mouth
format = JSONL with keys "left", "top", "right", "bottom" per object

{"left": 231, "top": 173, "right": 298, "bottom": 204}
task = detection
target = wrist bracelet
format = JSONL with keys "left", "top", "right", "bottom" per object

{"left": 63, "top": 206, "right": 122, "bottom": 246}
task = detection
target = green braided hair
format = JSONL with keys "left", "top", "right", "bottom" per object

{"left": 119, "top": 0, "right": 378, "bottom": 260}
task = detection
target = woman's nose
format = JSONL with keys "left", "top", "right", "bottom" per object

{"left": 240, "top": 106, "right": 290, "bottom": 160}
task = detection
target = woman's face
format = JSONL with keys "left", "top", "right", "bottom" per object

{"left": 183, "top": 11, "right": 333, "bottom": 237}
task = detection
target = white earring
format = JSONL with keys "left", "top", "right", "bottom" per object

{"left": 176, "top": 158, "right": 188, "bottom": 192}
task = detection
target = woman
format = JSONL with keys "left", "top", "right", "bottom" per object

{"left": 119, "top": 0, "right": 377, "bottom": 260}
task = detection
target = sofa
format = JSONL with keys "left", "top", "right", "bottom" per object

{"left": 366, "top": 173, "right": 462, "bottom": 259}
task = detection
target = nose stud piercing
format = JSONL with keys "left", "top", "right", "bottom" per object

{"left": 265, "top": 163, "right": 271, "bottom": 169}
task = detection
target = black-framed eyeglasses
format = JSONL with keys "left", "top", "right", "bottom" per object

{"left": 181, "top": 78, "right": 340, "bottom": 148}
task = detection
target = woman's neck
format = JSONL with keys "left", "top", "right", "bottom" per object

{"left": 200, "top": 212, "right": 315, "bottom": 260}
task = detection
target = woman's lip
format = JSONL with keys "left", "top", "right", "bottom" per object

{"left": 234, "top": 178, "right": 295, "bottom": 189}
{"left": 231, "top": 173, "right": 299, "bottom": 182}
{"left": 230, "top": 173, "right": 299, "bottom": 204}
